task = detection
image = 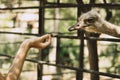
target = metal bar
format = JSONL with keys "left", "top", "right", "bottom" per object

{"left": 37, "top": 0, "right": 46, "bottom": 80}
{"left": 45, "top": 18, "right": 76, "bottom": 20}
{"left": 0, "top": 6, "right": 39, "bottom": 10}
{"left": 76, "top": 0, "right": 84, "bottom": 79}
{"left": 1, "top": 53, "right": 120, "bottom": 79}
{"left": 77, "top": 31, "right": 84, "bottom": 80}
{"left": 0, "top": 31, "right": 39, "bottom": 36}
{"left": 43, "top": 3, "right": 120, "bottom": 9}
{"left": 0, "top": 31, "right": 120, "bottom": 42}
{"left": 56, "top": 36, "right": 61, "bottom": 77}
{"left": 0, "top": 3, "right": 119, "bottom": 10}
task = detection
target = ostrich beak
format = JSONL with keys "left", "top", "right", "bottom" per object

{"left": 68, "top": 22, "right": 86, "bottom": 31}
{"left": 68, "top": 24, "right": 77, "bottom": 31}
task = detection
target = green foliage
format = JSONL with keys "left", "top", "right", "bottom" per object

{"left": 100, "top": 44, "right": 120, "bottom": 74}
{"left": 0, "top": 0, "right": 119, "bottom": 77}
{"left": 59, "top": 39, "right": 80, "bottom": 67}
{"left": 110, "top": 10, "right": 120, "bottom": 26}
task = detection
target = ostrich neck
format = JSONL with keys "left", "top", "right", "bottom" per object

{"left": 99, "top": 20, "right": 120, "bottom": 38}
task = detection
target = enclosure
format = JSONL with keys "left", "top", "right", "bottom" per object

{"left": 0, "top": 0, "right": 120, "bottom": 80}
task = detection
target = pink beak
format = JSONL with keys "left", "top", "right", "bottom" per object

{"left": 68, "top": 23, "right": 86, "bottom": 31}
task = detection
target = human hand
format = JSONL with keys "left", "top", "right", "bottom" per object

{"left": 29, "top": 34, "right": 51, "bottom": 49}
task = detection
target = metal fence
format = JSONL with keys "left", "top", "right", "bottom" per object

{"left": 0, "top": 0, "right": 120, "bottom": 80}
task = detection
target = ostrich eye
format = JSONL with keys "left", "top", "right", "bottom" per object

{"left": 85, "top": 17, "right": 95, "bottom": 23}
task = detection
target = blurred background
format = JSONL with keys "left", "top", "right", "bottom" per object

{"left": 0, "top": 0, "right": 119, "bottom": 80}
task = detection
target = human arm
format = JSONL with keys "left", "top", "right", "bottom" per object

{"left": 5, "top": 34, "right": 51, "bottom": 80}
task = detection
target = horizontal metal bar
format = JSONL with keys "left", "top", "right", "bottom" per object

{"left": 0, "top": 31, "right": 39, "bottom": 36}
{"left": 45, "top": 18, "right": 76, "bottom": 20}
{"left": 85, "top": 37, "right": 120, "bottom": 42}
{"left": 52, "top": 35, "right": 120, "bottom": 42}
{"left": 0, "top": 6, "right": 39, "bottom": 10}
{"left": 0, "top": 31, "right": 120, "bottom": 42}
{"left": 0, "top": 3, "right": 119, "bottom": 10}
{"left": 45, "top": 3, "right": 120, "bottom": 9}
{"left": 0, "top": 53, "right": 120, "bottom": 79}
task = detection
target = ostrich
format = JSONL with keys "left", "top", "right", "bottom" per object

{"left": 68, "top": 9, "right": 120, "bottom": 38}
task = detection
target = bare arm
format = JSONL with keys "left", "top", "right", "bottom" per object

{"left": 5, "top": 34, "right": 51, "bottom": 80}
{"left": 0, "top": 72, "right": 5, "bottom": 80}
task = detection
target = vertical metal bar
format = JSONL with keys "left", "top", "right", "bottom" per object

{"left": 56, "top": 36, "right": 60, "bottom": 64}
{"left": 37, "top": 63, "right": 42, "bottom": 80}
{"left": 90, "top": 0, "right": 95, "bottom": 3}
{"left": 37, "top": 0, "right": 46, "bottom": 80}
{"left": 56, "top": 36, "right": 61, "bottom": 79}
{"left": 76, "top": 30, "right": 84, "bottom": 80}
{"left": 57, "top": 0, "right": 60, "bottom": 4}
{"left": 39, "top": 0, "right": 45, "bottom": 35}
{"left": 76, "top": 0, "right": 84, "bottom": 80}
{"left": 18, "top": 0, "right": 21, "bottom": 6}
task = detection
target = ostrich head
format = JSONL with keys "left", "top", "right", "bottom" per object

{"left": 68, "top": 10, "right": 104, "bottom": 33}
